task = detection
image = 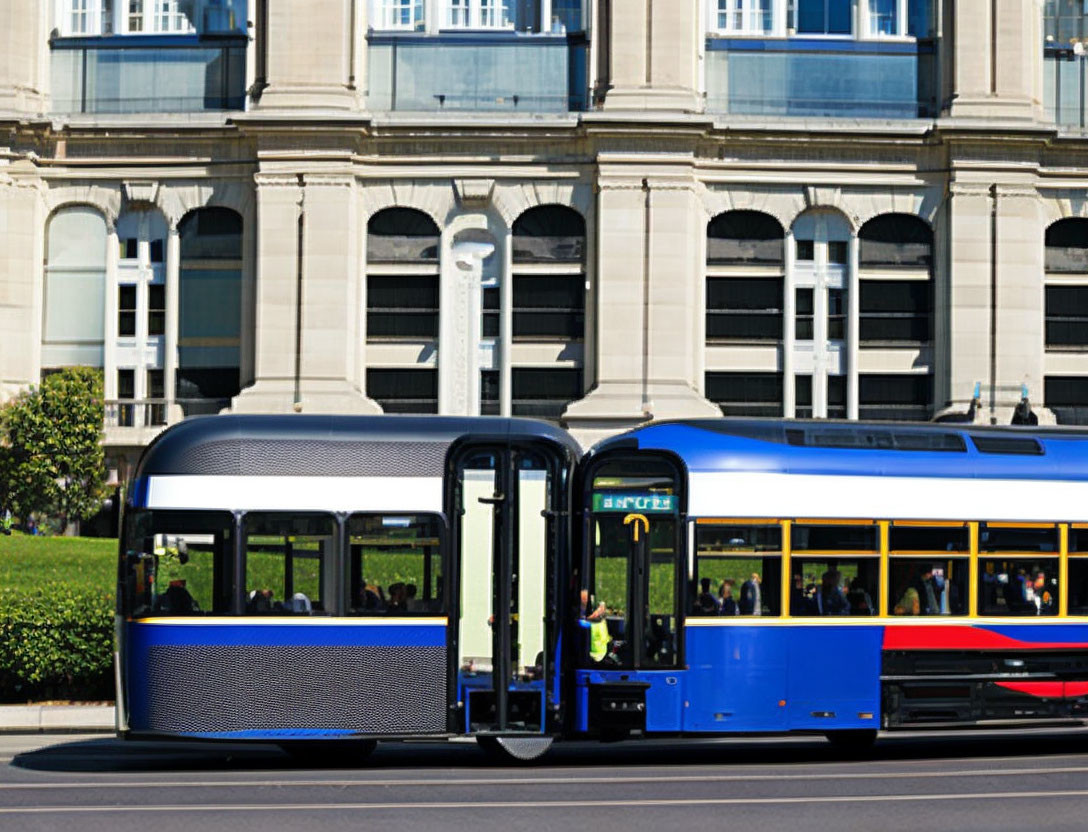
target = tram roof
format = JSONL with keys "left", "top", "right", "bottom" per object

{"left": 590, "top": 418, "right": 1088, "bottom": 481}
{"left": 133, "top": 414, "right": 579, "bottom": 479}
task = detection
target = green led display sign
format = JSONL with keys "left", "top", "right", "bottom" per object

{"left": 592, "top": 492, "right": 677, "bottom": 513}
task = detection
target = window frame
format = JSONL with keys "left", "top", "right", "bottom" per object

{"left": 692, "top": 520, "right": 783, "bottom": 617}
{"left": 345, "top": 512, "right": 447, "bottom": 616}
{"left": 240, "top": 511, "right": 339, "bottom": 616}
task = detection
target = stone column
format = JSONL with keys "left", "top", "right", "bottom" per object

{"left": 104, "top": 221, "right": 120, "bottom": 403}
{"left": 0, "top": 182, "right": 43, "bottom": 403}
{"left": 993, "top": 185, "right": 1046, "bottom": 423}
{"left": 500, "top": 226, "right": 513, "bottom": 417}
{"left": 256, "top": 0, "right": 364, "bottom": 110}
{"left": 296, "top": 173, "right": 379, "bottom": 413}
{"left": 944, "top": 0, "right": 1042, "bottom": 119}
{"left": 164, "top": 224, "right": 182, "bottom": 422}
{"left": 564, "top": 162, "right": 717, "bottom": 446}
{"left": 944, "top": 182, "right": 994, "bottom": 420}
{"left": 0, "top": 1, "right": 47, "bottom": 115}
{"left": 600, "top": 0, "right": 702, "bottom": 112}
{"left": 232, "top": 173, "right": 304, "bottom": 412}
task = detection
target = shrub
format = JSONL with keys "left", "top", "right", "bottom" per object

{"left": 0, "top": 584, "right": 114, "bottom": 702}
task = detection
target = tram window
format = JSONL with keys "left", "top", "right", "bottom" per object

{"left": 889, "top": 557, "right": 968, "bottom": 616}
{"left": 693, "top": 524, "right": 782, "bottom": 616}
{"left": 790, "top": 557, "right": 879, "bottom": 616}
{"left": 979, "top": 524, "right": 1058, "bottom": 553}
{"left": 1068, "top": 559, "right": 1088, "bottom": 614}
{"left": 1068, "top": 528, "right": 1088, "bottom": 553}
{"left": 242, "top": 513, "right": 335, "bottom": 615}
{"left": 978, "top": 557, "right": 1059, "bottom": 616}
{"left": 121, "top": 509, "right": 234, "bottom": 617}
{"left": 889, "top": 524, "right": 969, "bottom": 553}
{"left": 791, "top": 523, "right": 878, "bottom": 552}
{"left": 346, "top": 514, "right": 444, "bottom": 615}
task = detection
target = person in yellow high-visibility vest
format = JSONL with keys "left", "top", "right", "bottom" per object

{"left": 578, "top": 589, "right": 610, "bottom": 662}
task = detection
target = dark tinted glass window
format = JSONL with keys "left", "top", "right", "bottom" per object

{"left": 480, "top": 369, "right": 500, "bottom": 415}
{"left": 1046, "top": 375, "right": 1088, "bottom": 424}
{"left": 707, "top": 277, "right": 783, "bottom": 341}
{"left": 1046, "top": 285, "right": 1088, "bottom": 347}
{"left": 796, "top": 287, "right": 814, "bottom": 340}
{"left": 858, "top": 373, "right": 932, "bottom": 421}
{"left": 367, "top": 275, "right": 439, "bottom": 339}
{"left": 890, "top": 557, "right": 968, "bottom": 616}
{"left": 367, "top": 208, "right": 439, "bottom": 262}
{"left": 511, "top": 368, "right": 582, "bottom": 419}
{"left": 513, "top": 275, "right": 584, "bottom": 339}
{"left": 148, "top": 284, "right": 165, "bottom": 337}
{"left": 179, "top": 208, "right": 243, "bottom": 259}
{"left": 890, "top": 525, "right": 969, "bottom": 552}
{"left": 827, "top": 375, "right": 846, "bottom": 419}
{"left": 706, "top": 371, "right": 783, "bottom": 417}
{"left": 367, "top": 368, "right": 438, "bottom": 414}
{"left": 1045, "top": 218, "right": 1088, "bottom": 273}
{"left": 512, "top": 206, "right": 585, "bottom": 263}
{"left": 979, "top": 525, "right": 1058, "bottom": 553}
{"left": 707, "top": 211, "right": 784, "bottom": 265}
{"left": 859, "top": 214, "right": 932, "bottom": 268}
{"left": 119, "top": 285, "right": 137, "bottom": 337}
{"left": 790, "top": 558, "right": 879, "bottom": 616}
{"left": 792, "top": 524, "right": 878, "bottom": 552}
{"left": 860, "top": 280, "right": 931, "bottom": 343}
{"left": 795, "top": 374, "right": 813, "bottom": 419}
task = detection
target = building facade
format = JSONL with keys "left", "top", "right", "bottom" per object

{"left": 1, "top": 0, "right": 1088, "bottom": 479}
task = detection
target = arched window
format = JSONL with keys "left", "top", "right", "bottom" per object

{"left": 366, "top": 207, "right": 441, "bottom": 414}
{"left": 177, "top": 207, "right": 243, "bottom": 416}
{"left": 1045, "top": 217, "right": 1088, "bottom": 273}
{"left": 42, "top": 206, "right": 108, "bottom": 370}
{"left": 859, "top": 213, "right": 932, "bottom": 268}
{"left": 367, "top": 207, "right": 439, "bottom": 263}
{"left": 707, "top": 210, "right": 784, "bottom": 266}
{"left": 512, "top": 205, "right": 585, "bottom": 263}
{"left": 509, "top": 205, "right": 587, "bottom": 419}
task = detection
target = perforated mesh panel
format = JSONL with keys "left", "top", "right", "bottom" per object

{"left": 143, "top": 645, "right": 447, "bottom": 734}
{"left": 171, "top": 439, "right": 449, "bottom": 477}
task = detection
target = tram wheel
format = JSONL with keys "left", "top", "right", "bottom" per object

{"left": 476, "top": 735, "right": 554, "bottom": 763}
{"left": 278, "top": 739, "right": 377, "bottom": 766}
{"left": 824, "top": 729, "right": 877, "bottom": 754}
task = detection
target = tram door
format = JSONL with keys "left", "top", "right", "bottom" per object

{"left": 586, "top": 458, "right": 683, "bottom": 671}
{"left": 454, "top": 445, "right": 556, "bottom": 734}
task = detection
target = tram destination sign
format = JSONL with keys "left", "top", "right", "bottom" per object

{"left": 592, "top": 492, "right": 677, "bottom": 513}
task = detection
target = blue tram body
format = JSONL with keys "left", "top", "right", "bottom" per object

{"left": 571, "top": 420, "right": 1088, "bottom": 740}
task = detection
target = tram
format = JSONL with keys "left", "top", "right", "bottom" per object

{"left": 116, "top": 414, "right": 579, "bottom": 760}
{"left": 117, "top": 415, "right": 1088, "bottom": 760}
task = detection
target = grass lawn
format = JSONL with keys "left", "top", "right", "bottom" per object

{"left": 0, "top": 533, "right": 117, "bottom": 594}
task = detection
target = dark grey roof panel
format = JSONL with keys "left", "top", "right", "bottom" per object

{"left": 135, "top": 414, "right": 579, "bottom": 478}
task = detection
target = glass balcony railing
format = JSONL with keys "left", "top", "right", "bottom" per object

{"left": 705, "top": 37, "right": 938, "bottom": 119}
{"left": 367, "top": 32, "right": 588, "bottom": 112}
{"left": 50, "top": 34, "right": 247, "bottom": 114}
{"left": 1045, "top": 48, "right": 1088, "bottom": 127}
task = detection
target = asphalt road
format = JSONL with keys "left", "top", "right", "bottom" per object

{"left": 4, "top": 728, "right": 1088, "bottom": 831}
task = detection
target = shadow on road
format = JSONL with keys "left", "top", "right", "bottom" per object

{"left": 11, "top": 728, "right": 1088, "bottom": 774}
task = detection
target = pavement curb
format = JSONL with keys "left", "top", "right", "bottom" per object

{"left": 0, "top": 704, "right": 114, "bottom": 734}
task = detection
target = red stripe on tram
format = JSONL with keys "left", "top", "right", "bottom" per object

{"left": 882, "top": 625, "right": 1088, "bottom": 651}
{"left": 994, "top": 681, "right": 1088, "bottom": 699}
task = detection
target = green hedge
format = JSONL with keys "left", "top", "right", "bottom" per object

{"left": 0, "top": 584, "right": 114, "bottom": 702}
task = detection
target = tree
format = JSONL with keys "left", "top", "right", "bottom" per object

{"left": 0, "top": 368, "right": 107, "bottom": 534}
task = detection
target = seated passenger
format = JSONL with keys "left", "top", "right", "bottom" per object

{"left": 893, "top": 585, "right": 920, "bottom": 615}
{"left": 387, "top": 582, "right": 409, "bottom": 612}
{"left": 816, "top": 570, "right": 850, "bottom": 615}
{"left": 247, "top": 588, "right": 275, "bottom": 613}
{"left": 719, "top": 580, "right": 738, "bottom": 616}
{"left": 286, "top": 592, "right": 312, "bottom": 613}
{"left": 1033, "top": 570, "right": 1056, "bottom": 615}
{"left": 695, "top": 577, "right": 720, "bottom": 614}
{"left": 847, "top": 577, "right": 874, "bottom": 615}
{"left": 358, "top": 579, "right": 385, "bottom": 611}
{"left": 156, "top": 579, "right": 195, "bottom": 614}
